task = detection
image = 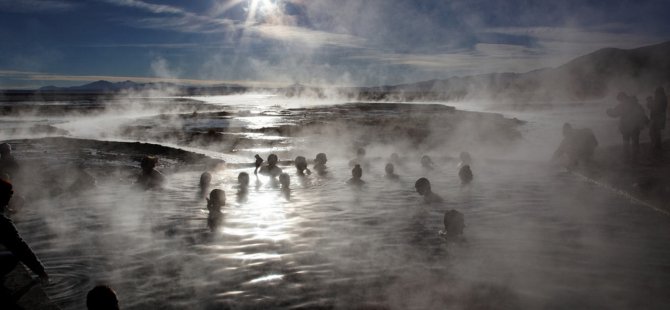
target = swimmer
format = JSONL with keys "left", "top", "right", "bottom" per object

{"left": 136, "top": 156, "right": 165, "bottom": 190}
{"left": 390, "top": 152, "right": 405, "bottom": 167}
{"left": 458, "top": 165, "right": 473, "bottom": 184}
{"left": 421, "top": 155, "right": 434, "bottom": 170}
{"left": 258, "top": 154, "right": 283, "bottom": 178}
{"left": 385, "top": 163, "right": 399, "bottom": 180}
{"left": 349, "top": 147, "right": 367, "bottom": 168}
{"left": 414, "top": 177, "right": 443, "bottom": 203}
{"left": 347, "top": 164, "right": 365, "bottom": 186}
{"left": 200, "top": 172, "right": 212, "bottom": 189}
{"left": 238, "top": 172, "right": 250, "bottom": 190}
{"left": 206, "top": 189, "right": 225, "bottom": 231}
{"left": 254, "top": 154, "right": 263, "bottom": 175}
{"left": 87, "top": 285, "right": 119, "bottom": 310}
{"left": 313, "top": 153, "right": 328, "bottom": 175}
{"left": 294, "top": 156, "right": 311, "bottom": 176}
{"left": 443, "top": 209, "right": 465, "bottom": 239}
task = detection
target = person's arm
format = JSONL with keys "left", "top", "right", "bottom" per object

{"left": 0, "top": 216, "right": 48, "bottom": 281}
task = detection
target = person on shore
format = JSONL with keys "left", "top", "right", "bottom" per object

{"left": 414, "top": 177, "right": 443, "bottom": 203}
{"left": 459, "top": 165, "right": 473, "bottom": 184}
{"left": 607, "top": 92, "right": 648, "bottom": 162}
{"left": 294, "top": 156, "right": 311, "bottom": 176}
{"left": 647, "top": 87, "right": 667, "bottom": 153}
{"left": 421, "top": 155, "right": 434, "bottom": 170}
{"left": 384, "top": 163, "right": 399, "bottom": 180}
{"left": 0, "top": 143, "right": 19, "bottom": 180}
{"left": 206, "top": 189, "right": 225, "bottom": 231}
{"left": 259, "top": 154, "right": 282, "bottom": 178}
{"left": 552, "top": 122, "right": 598, "bottom": 167}
{"left": 347, "top": 164, "right": 365, "bottom": 186}
{"left": 254, "top": 154, "right": 263, "bottom": 175}
{"left": 313, "top": 153, "right": 328, "bottom": 175}
{"left": 136, "top": 156, "right": 165, "bottom": 190}
{"left": 443, "top": 209, "right": 465, "bottom": 239}
{"left": 86, "top": 285, "right": 119, "bottom": 310}
{"left": 0, "top": 180, "right": 49, "bottom": 284}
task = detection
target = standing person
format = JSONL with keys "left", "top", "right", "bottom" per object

{"left": 647, "top": 87, "right": 668, "bottom": 153}
{"left": 254, "top": 154, "right": 263, "bottom": 175}
{"left": 0, "top": 143, "right": 19, "bottom": 180}
{"left": 0, "top": 180, "right": 49, "bottom": 284}
{"left": 607, "top": 92, "right": 648, "bottom": 162}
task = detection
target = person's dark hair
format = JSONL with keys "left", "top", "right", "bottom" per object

{"left": 200, "top": 172, "right": 212, "bottom": 187}
{"left": 0, "top": 143, "right": 11, "bottom": 155}
{"left": 267, "top": 154, "right": 278, "bottom": 165}
{"left": 140, "top": 156, "right": 158, "bottom": 171}
{"left": 208, "top": 189, "right": 226, "bottom": 207}
{"left": 415, "top": 177, "right": 431, "bottom": 194}
{"left": 352, "top": 164, "right": 363, "bottom": 179}
{"left": 86, "top": 285, "right": 119, "bottom": 310}
{"left": 385, "top": 163, "right": 394, "bottom": 174}
{"left": 238, "top": 172, "right": 249, "bottom": 186}
{"left": 295, "top": 156, "right": 307, "bottom": 171}
{"left": 0, "top": 179, "right": 13, "bottom": 207}
{"left": 315, "top": 153, "right": 327, "bottom": 164}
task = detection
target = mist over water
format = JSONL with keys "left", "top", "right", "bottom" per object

{"left": 3, "top": 94, "right": 670, "bottom": 309}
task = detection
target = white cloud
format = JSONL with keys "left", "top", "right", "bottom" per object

{"left": 0, "top": 0, "right": 76, "bottom": 13}
{"left": 251, "top": 24, "right": 365, "bottom": 48}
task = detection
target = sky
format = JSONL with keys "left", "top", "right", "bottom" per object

{"left": 1, "top": 0, "right": 669, "bottom": 89}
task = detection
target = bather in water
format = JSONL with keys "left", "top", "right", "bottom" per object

{"left": 258, "top": 154, "right": 283, "bottom": 178}
{"left": 237, "top": 172, "right": 249, "bottom": 202}
{"left": 198, "top": 172, "right": 212, "bottom": 199}
{"left": 254, "top": 154, "right": 263, "bottom": 175}
{"left": 313, "top": 153, "right": 328, "bottom": 175}
{"left": 136, "top": 156, "right": 165, "bottom": 190}
{"left": 294, "top": 156, "right": 311, "bottom": 176}
{"left": 347, "top": 164, "right": 365, "bottom": 186}
{"left": 441, "top": 209, "right": 465, "bottom": 240}
{"left": 385, "top": 163, "right": 399, "bottom": 180}
{"left": 279, "top": 172, "right": 291, "bottom": 199}
{"left": 421, "top": 155, "right": 435, "bottom": 170}
{"left": 459, "top": 165, "right": 473, "bottom": 184}
{"left": 414, "top": 177, "right": 443, "bottom": 203}
{"left": 206, "top": 189, "right": 225, "bottom": 232}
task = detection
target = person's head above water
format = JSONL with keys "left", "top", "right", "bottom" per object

{"left": 356, "top": 147, "right": 366, "bottom": 158}
{"left": 385, "top": 163, "right": 395, "bottom": 175}
{"left": 352, "top": 164, "right": 363, "bottom": 180}
{"left": 200, "top": 172, "right": 212, "bottom": 187}
{"left": 0, "top": 143, "right": 11, "bottom": 156}
{"left": 421, "top": 155, "right": 433, "bottom": 167}
{"left": 314, "top": 153, "right": 327, "bottom": 165}
{"left": 279, "top": 173, "right": 290, "bottom": 188}
{"left": 562, "top": 122, "right": 573, "bottom": 137}
{"left": 267, "top": 154, "right": 278, "bottom": 166}
{"left": 295, "top": 156, "right": 308, "bottom": 172}
{"left": 207, "top": 189, "right": 226, "bottom": 208}
{"left": 140, "top": 156, "right": 158, "bottom": 172}
{"left": 86, "top": 285, "right": 119, "bottom": 310}
{"left": 415, "top": 177, "right": 431, "bottom": 195}
{"left": 238, "top": 172, "right": 250, "bottom": 187}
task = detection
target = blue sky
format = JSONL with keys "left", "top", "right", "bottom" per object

{"left": 1, "top": 0, "right": 669, "bottom": 88}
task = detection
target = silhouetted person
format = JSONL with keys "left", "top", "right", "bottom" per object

{"left": 421, "top": 155, "right": 434, "bottom": 170}
{"left": 552, "top": 122, "right": 598, "bottom": 167}
{"left": 347, "top": 164, "right": 365, "bottom": 186}
{"left": 197, "top": 172, "right": 212, "bottom": 199}
{"left": 206, "top": 189, "right": 225, "bottom": 231}
{"left": 459, "top": 151, "right": 472, "bottom": 167}
{"left": 349, "top": 147, "right": 368, "bottom": 169}
{"left": 237, "top": 172, "right": 249, "bottom": 202}
{"left": 647, "top": 87, "right": 667, "bottom": 153}
{"left": 0, "top": 143, "right": 19, "bottom": 180}
{"left": 443, "top": 210, "right": 465, "bottom": 239}
{"left": 86, "top": 285, "right": 119, "bottom": 310}
{"left": 0, "top": 180, "right": 49, "bottom": 284}
{"left": 313, "top": 153, "right": 328, "bottom": 175}
{"left": 254, "top": 154, "right": 263, "bottom": 175}
{"left": 294, "top": 156, "right": 311, "bottom": 176}
{"left": 607, "top": 92, "right": 648, "bottom": 162}
{"left": 459, "top": 165, "right": 473, "bottom": 184}
{"left": 136, "top": 156, "right": 165, "bottom": 190}
{"left": 259, "top": 154, "right": 282, "bottom": 178}
{"left": 385, "top": 163, "right": 399, "bottom": 180}
{"left": 414, "top": 177, "right": 443, "bottom": 203}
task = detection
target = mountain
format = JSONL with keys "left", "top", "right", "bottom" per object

{"left": 383, "top": 41, "right": 670, "bottom": 102}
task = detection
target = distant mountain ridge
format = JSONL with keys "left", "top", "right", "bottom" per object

{"left": 381, "top": 40, "right": 670, "bottom": 102}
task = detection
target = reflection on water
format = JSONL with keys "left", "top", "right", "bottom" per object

{"left": 11, "top": 156, "right": 670, "bottom": 309}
